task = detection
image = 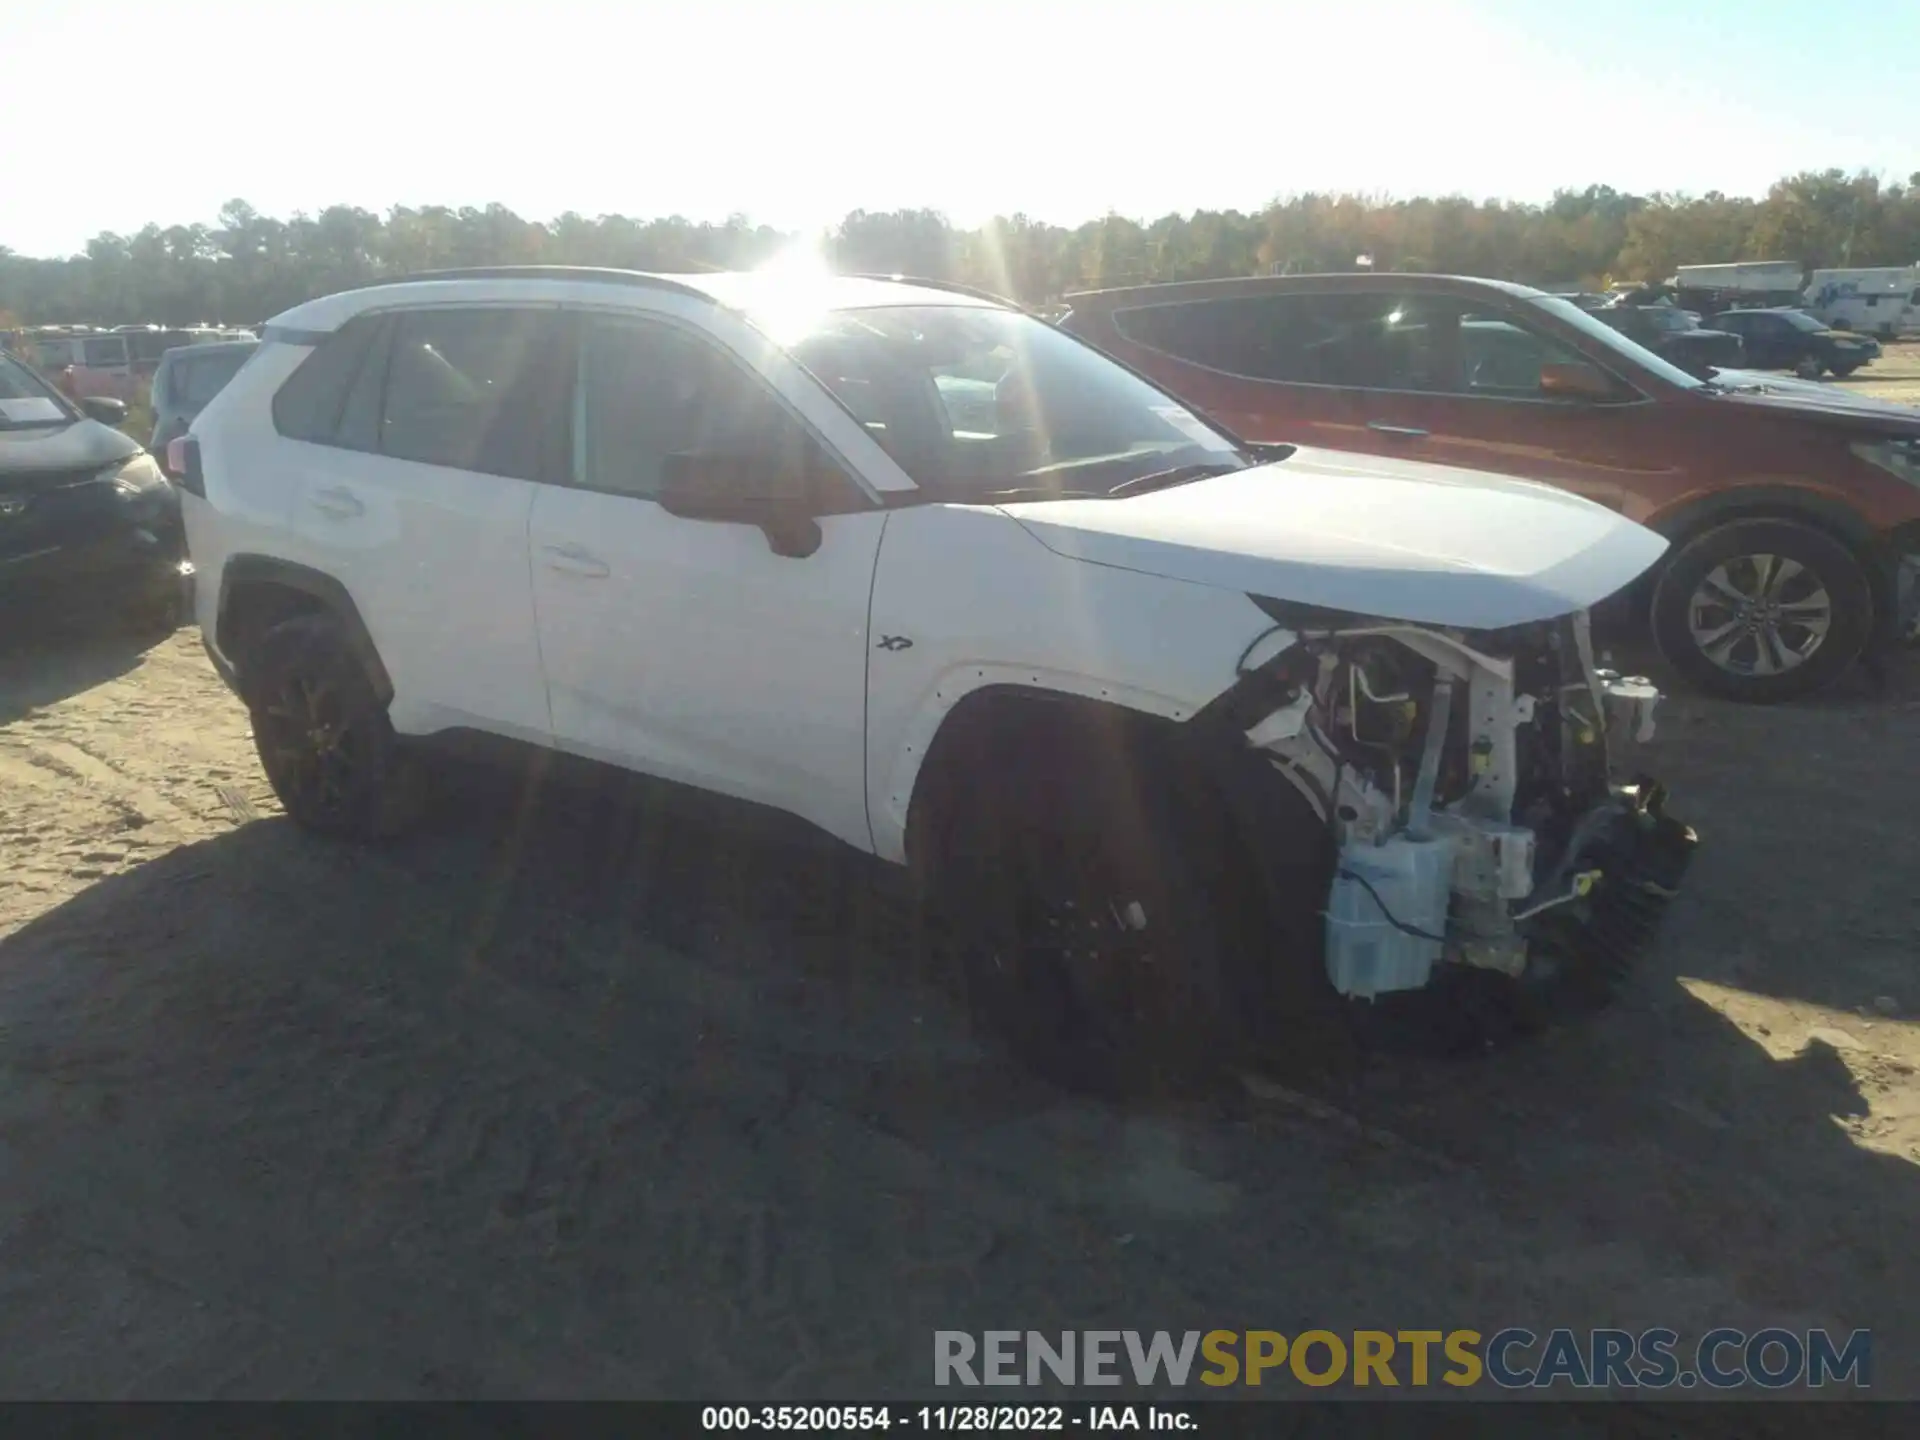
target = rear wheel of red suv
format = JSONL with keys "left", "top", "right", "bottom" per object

{"left": 1651, "top": 517, "right": 1873, "bottom": 703}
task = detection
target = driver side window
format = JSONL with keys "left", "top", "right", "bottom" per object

{"left": 1450, "top": 307, "right": 1614, "bottom": 400}
{"left": 574, "top": 316, "right": 825, "bottom": 503}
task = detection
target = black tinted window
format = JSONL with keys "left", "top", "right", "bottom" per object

{"left": 378, "top": 308, "right": 556, "bottom": 479}
{"left": 272, "top": 314, "right": 385, "bottom": 442}
{"left": 81, "top": 336, "right": 126, "bottom": 368}
{"left": 174, "top": 350, "right": 252, "bottom": 406}
{"left": 1115, "top": 292, "right": 1449, "bottom": 389}
{"left": 576, "top": 317, "right": 823, "bottom": 502}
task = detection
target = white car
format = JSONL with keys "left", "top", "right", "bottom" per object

{"left": 174, "top": 265, "right": 1696, "bottom": 1091}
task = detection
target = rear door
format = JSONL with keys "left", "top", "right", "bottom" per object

{"left": 279, "top": 304, "right": 561, "bottom": 742}
{"left": 1079, "top": 293, "right": 1369, "bottom": 451}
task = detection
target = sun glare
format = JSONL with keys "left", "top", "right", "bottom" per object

{"left": 748, "top": 238, "right": 839, "bottom": 346}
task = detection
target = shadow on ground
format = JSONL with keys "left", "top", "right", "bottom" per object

{"left": 0, "top": 726, "right": 1914, "bottom": 1406}
{"left": 0, "top": 614, "right": 172, "bottom": 725}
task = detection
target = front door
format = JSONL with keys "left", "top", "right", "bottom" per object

{"left": 527, "top": 310, "right": 885, "bottom": 853}
{"left": 1311, "top": 293, "right": 1673, "bottom": 517}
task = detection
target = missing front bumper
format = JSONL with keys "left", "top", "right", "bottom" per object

{"left": 1516, "top": 779, "right": 1698, "bottom": 1002}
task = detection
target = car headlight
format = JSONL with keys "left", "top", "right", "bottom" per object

{"left": 106, "top": 453, "right": 168, "bottom": 498}
{"left": 1853, "top": 438, "right": 1920, "bottom": 488}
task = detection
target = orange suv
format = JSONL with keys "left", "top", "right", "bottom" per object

{"left": 1058, "top": 274, "right": 1920, "bottom": 703}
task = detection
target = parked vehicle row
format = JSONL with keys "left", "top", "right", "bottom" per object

{"left": 1055, "top": 273, "right": 1920, "bottom": 702}
{"left": 171, "top": 265, "right": 1695, "bottom": 1087}
{"left": 7, "top": 325, "right": 257, "bottom": 402}
{"left": 1664, "top": 259, "right": 1920, "bottom": 338}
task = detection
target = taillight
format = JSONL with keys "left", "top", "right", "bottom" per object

{"left": 165, "top": 436, "right": 205, "bottom": 497}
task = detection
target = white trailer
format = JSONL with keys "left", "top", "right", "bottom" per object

{"left": 1804, "top": 267, "right": 1920, "bottom": 338}
{"left": 1672, "top": 260, "right": 1806, "bottom": 294}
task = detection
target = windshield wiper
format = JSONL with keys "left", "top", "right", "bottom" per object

{"left": 1106, "top": 461, "right": 1244, "bottom": 497}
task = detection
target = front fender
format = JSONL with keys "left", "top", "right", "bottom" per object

{"left": 864, "top": 504, "right": 1277, "bottom": 864}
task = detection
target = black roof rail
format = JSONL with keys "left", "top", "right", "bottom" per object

{"left": 843, "top": 272, "right": 1024, "bottom": 310}
{"left": 348, "top": 265, "right": 718, "bottom": 300}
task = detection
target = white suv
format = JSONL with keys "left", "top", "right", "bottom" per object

{"left": 176, "top": 265, "right": 1695, "bottom": 1089}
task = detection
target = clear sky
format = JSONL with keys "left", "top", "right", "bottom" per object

{"left": 8, "top": 0, "right": 1917, "bottom": 257}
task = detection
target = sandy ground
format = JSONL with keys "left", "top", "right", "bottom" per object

{"left": 3, "top": 390, "right": 1920, "bottom": 1412}
{"left": 1831, "top": 336, "right": 1920, "bottom": 406}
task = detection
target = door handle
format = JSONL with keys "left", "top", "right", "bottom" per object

{"left": 542, "top": 543, "right": 610, "bottom": 579}
{"left": 310, "top": 485, "right": 364, "bottom": 518}
{"left": 1366, "top": 422, "right": 1429, "bottom": 439}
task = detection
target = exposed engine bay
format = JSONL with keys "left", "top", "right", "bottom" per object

{"left": 1238, "top": 605, "right": 1694, "bottom": 1001}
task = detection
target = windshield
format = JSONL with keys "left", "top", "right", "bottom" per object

{"left": 0, "top": 353, "right": 76, "bottom": 427}
{"left": 1646, "top": 308, "right": 1691, "bottom": 332}
{"left": 1526, "top": 295, "right": 1709, "bottom": 390}
{"left": 787, "top": 305, "right": 1246, "bottom": 498}
{"left": 1780, "top": 310, "right": 1828, "bottom": 333}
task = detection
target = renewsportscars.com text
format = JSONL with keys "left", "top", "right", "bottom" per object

{"left": 933, "top": 1328, "right": 1871, "bottom": 1390}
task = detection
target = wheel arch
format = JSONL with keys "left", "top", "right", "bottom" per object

{"left": 897, "top": 682, "right": 1186, "bottom": 878}
{"left": 215, "top": 554, "right": 393, "bottom": 704}
{"left": 1635, "top": 485, "right": 1892, "bottom": 628}
{"left": 898, "top": 675, "right": 1334, "bottom": 933}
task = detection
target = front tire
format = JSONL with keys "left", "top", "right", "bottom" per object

{"left": 241, "top": 613, "right": 424, "bottom": 838}
{"left": 926, "top": 749, "right": 1312, "bottom": 1097}
{"left": 1830, "top": 363, "right": 1860, "bottom": 378}
{"left": 1650, "top": 517, "right": 1873, "bottom": 702}
{"left": 1794, "top": 356, "right": 1825, "bottom": 379}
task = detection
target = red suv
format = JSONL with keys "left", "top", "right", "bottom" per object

{"left": 1058, "top": 274, "right": 1920, "bottom": 703}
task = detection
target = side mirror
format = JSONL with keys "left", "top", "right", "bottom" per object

{"left": 656, "top": 451, "right": 824, "bottom": 559}
{"left": 1538, "top": 362, "right": 1616, "bottom": 403}
{"left": 81, "top": 395, "right": 128, "bottom": 425}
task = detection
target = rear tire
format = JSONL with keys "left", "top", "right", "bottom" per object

{"left": 241, "top": 613, "right": 425, "bottom": 839}
{"left": 1650, "top": 517, "right": 1873, "bottom": 703}
{"left": 1794, "top": 356, "right": 1825, "bottom": 379}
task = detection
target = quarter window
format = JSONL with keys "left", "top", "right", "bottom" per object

{"left": 271, "top": 313, "right": 387, "bottom": 443}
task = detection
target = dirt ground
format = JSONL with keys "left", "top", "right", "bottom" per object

{"left": 2, "top": 535, "right": 1919, "bottom": 1407}
{"left": 1830, "top": 335, "right": 1920, "bottom": 405}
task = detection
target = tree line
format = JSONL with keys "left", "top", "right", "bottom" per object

{"left": 4, "top": 169, "right": 1919, "bottom": 327}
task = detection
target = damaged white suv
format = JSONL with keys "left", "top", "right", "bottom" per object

{"left": 175, "top": 265, "right": 1696, "bottom": 1089}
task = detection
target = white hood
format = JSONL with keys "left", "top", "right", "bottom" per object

{"left": 998, "top": 447, "right": 1669, "bottom": 630}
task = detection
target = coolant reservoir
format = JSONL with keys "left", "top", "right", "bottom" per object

{"left": 1324, "top": 835, "right": 1457, "bottom": 999}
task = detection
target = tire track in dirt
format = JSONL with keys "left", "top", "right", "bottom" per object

{"left": 1, "top": 736, "right": 199, "bottom": 831}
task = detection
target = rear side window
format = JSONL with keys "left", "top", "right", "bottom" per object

{"left": 272, "top": 314, "right": 386, "bottom": 442}
{"left": 82, "top": 336, "right": 127, "bottom": 368}
{"left": 174, "top": 351, "right": 253, "bottom": 407}
{"left": 377, "top": 308, "right": 556, "bottom": 479}
{"left": 1113, "top": 293, "right": 1448, "bottom": 388}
